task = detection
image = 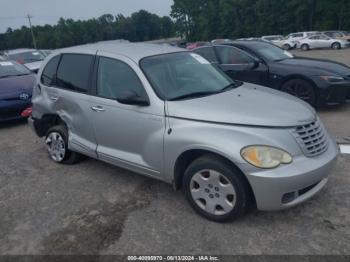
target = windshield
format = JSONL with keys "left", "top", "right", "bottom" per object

{"left": 252, "top": 42, "right": 294, "bottom": 61}
{"left": 140, "top": 52, "right": 238, "bottom": 101}
{"left": 0, "top": 61, "right": 31, "bottom": 78}
{"left": 9, "top": 50, "right": 45, "bottom": 64}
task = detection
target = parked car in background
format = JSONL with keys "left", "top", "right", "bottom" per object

{"left": 0, "top": 60, "right": 35, "bottom": 121}
{"left": 323, "top": 31, "right": 350, "bottom": 42}
{"left": 286, "top": 31, "right": 320, "bottom": 46}
{"left": 298, "top": 34, "right": 349, "bottom": 51}
{"left": 40, "top": 49, "right": 53, "bottom": 57}
{"left": 186, "top": 42, "right": 210, "bottom": 50}
{"left": 29, "top": 42, "right": 338, "bottom": 222}
{"left": 4, "top": 49, "right": 46, "bottom": 73}
{"left": 211, "top": 39, "right": 232, "bottom": 44}
{"left": 193, "top": 40, "right": 350, "bottom": 107}
{"left": 261, "top": 35, "right": 297, "bottom": 50}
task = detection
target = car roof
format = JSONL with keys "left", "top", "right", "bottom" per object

{"left": 5, "top": 48, "right": 37, "bottom": 55}
{"left": 55, "top": 42, "right": 185, "bottom": 63}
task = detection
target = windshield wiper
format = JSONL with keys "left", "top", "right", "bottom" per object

{"left": 169, "top": 91, "right": 220, "bottom": 101}
{"left": 220, "top": 81, "right": 242, "bottom": 92}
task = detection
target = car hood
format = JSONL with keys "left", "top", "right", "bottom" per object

{"left": 277, "top": 58, "right": 350, "bottom": 77}
{"left": 0, "top": 74, "right": 35, "bottom": 100}
{"left": 166, "top": 83, "right": 316, "bottom": 127}
{"left": 24, "top": 61, "right": 42, "bottom": 71}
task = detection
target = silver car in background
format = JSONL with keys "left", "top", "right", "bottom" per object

{"left": 29, "top": 43, "right": 338, "bottom": 222}
{"left": 299, "top": 34, "right": 350, "bottom": 51}
{"left": 261, "top": 35, "right": 296, "bottom": 50}
{"left": 4, "top": 48, "right": 46, "bottom": 73}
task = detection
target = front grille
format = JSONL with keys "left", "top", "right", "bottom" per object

{"left": 293, "top": 119, "right": 329, "bottom": 157}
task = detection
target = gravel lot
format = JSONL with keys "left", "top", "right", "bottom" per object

{"left": 0, "top": 49, "right": 350, "bottom": 255}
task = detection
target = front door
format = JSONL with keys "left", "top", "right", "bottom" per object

{"left": 89, "top": 53, "right": 166, "bottom": 178}
{"left": 214, "top": 46, "right": 269, "bottom": 85}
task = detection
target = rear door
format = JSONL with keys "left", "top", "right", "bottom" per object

{"left": 214, "top": 45, "right": 268, "bottom": 85}
{"left": 44, "top": 53, "right": 98, "bottom": 158}
{"left": 88, "top": 52, "right": 166, "bottom": 178}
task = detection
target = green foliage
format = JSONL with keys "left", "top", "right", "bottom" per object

{"left": 0, "top": 10, "right": 175, "bottom": 50}
{"left": 171, "top": 0, "right": 350, "bottom": 41}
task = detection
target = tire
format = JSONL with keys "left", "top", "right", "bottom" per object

{"left": 283, "top": 44, "right": 291, "bottom": 50}
{"left": 331, "top": 42, "right": 341, "bottom": 50}
{"left": 301, "top": 44, "right": 309, "bottom": 51}
{"left": 281, "top": 78, "right": 317, "bottom": 107}
{"left": 45, "top": 125, "right": 80, "bottom": 165}
{"left": 182, "top": 155, "right": 250, "bottom": 222}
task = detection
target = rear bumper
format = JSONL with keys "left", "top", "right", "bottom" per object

{"left": 0, "top": 100, "right": 31, "bottom": 122}
{"left": 240, "top": 139, "right": 339, "bottom": 211}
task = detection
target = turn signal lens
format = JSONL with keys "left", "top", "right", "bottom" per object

{"left": 241, "top": 146, "right": 293, "bottom": 169}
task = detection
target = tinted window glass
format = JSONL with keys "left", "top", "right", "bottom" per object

{"left": 8, "top": 51, "right": 46, "bottom": 64}
{"left": 193, "top": 47, "right": 218, "bottom": 63}
{"left": 56, "top": 54, "right": 93, "bottom": 93}
{"left": 216, "top": 46, "right": 253, "bottom": 64}
{"left": 97, "top": 57, "right": 145, "bottom": 99}
{"left": 41, "top": 55, "right": 60, "bottom": 86}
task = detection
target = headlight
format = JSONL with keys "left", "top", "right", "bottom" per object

{"left": 320, "top": 76, "right": 344, "bottom": 83}
{"left": 241, "top": 146, "right": 293, "bottom": 169}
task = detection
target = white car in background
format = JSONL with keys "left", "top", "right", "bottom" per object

{"left": 286, "top": 31, "right": 320, "bottom": 46}
{"left": 261, "top": 35, "right": 296, "bottom": 50}
{"left": 298, "top": 34, "right": 350, "bottom": 51}
{"left": 4, "top": 49, "right": 46, "bottom": 73}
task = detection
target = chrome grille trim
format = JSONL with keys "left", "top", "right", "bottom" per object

{"left": 292, "top": 119, "right": 329, "bottom": 157}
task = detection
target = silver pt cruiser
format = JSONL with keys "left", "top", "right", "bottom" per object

{"left": 29, "top": 43, "right": 339, "bottom": 222}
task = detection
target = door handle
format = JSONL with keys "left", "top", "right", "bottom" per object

{"left": 49, "top": 96, "right": 59, "bottom": 102}
{"left": 91, "top": 105, "right": 105, "bottom": 112}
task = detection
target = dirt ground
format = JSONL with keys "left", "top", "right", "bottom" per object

{"left": 0, "top": 49, "right": 349, "bottom": 255}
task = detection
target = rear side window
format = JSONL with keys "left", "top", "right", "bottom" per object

{"left": 97, "top": 57, "right": 145, "bottom": 99}
{"left": 56, "top": 54, "right": 93, "bottom": 93}
{"left": 193, "top": 47, "right": 218, "bottom": 63}
{"left": 41, "top": 55, "right": 60, "bottom": 86}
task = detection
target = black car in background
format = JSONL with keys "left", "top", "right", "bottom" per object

{"left": 0, "top": 61, "right": 35, "bottom": 121}
{"left": 194, "top": 41, "right": 350, "bottom": 107}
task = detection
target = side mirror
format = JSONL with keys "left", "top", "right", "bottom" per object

{"left": 116, "top": 90, "right": 150, "bottom": 106}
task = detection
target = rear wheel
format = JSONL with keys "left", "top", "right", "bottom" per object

{"left": 182, "top": 155, "right": 250, "bottom": 222}
{"left": 282, "top": 44, "right": 291, "bottom": 50}
{"left": 331, "top": 42, "right": 341, "bottom": 50}
{"left": 281, "top": 79, "right": 317, "bottom": 106}
{"left": 45, "top": 125, "right": 80, "bottom": 164}
{"left": 301, "top": 44, "right": 310, "bottom": 51}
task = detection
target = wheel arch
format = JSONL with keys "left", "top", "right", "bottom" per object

{"left": 34, "top": 113, "right": 67, "bottom": 137}
{"left": 173, "top": 149, "right": 256, "bottom": 205}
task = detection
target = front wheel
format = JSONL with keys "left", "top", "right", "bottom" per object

{"left": 301, "top": 44, "right": 310, "bottom": 51}
{"left": 182, "top": 155, "right": 250, "bottom": 222}
{"left": 331, "top": 42, "right": 341, "bottom": 50}
{"left": 281, "top": 79, "right": 317, "bottom": 107}
{"left": 283, "top": 44, "right": 291, "bottom": 50}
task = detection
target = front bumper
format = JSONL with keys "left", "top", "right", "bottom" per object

{"left": 0, "top": 100, "right": 31, "bottom": 122}
{"left": 311, "top": 77, "right": 350, "bottom": 105}
{"left": 240, "top": 139, "right": 339, "bottom": 211}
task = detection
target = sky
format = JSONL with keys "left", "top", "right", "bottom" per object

{"left": 0, "top": 0, "right": 174, "bottom": 33}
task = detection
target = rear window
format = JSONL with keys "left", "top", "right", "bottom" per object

{"left": 56, "top": 54, "right": 93, "bottom": 93}
{"left": 41, "top": 55, "right": 60, "bottom": 86}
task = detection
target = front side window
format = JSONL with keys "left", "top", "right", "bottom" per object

{"left": 140, "top": 52, "right": 236, "bottom": 101}
{"left": 56, "top": 54, "right": 93, "bottom": 93}
{"left": 193, "top": 47, "right": 218, "bottom": 63}
{"left": 216, "top": 46, "right": 253, "bottom": 65}
{"left": 0, "top": 61, "right": 31, "bottom": 78}
{"left": 41, "top": 55, "right": 60, "bottom": 86}
{"left": 97, "top": 57, "right": 145, "bottom": 99}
